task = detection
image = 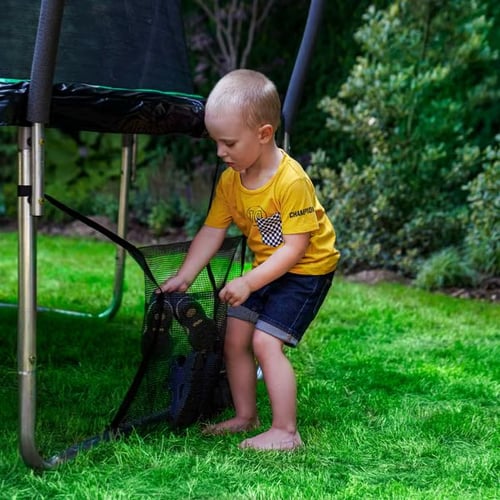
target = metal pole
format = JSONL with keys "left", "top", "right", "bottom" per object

{"left": 17, "top": 127, "right": 48, "bottom": 470}
{"left": 98, "top": 134, "right": 136, "bottom": 319}
{"left": 281, "top": 0, "right": 326, "bottom": 150}
{"left": 19, "top": 0, "right": 65, "bottom": 470}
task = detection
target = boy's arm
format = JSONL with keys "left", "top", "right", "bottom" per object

{"left": 219, "top": 232, "right": 310, "bottom": 306}
{"left": 158, "top": 225, "right": 227, "bottom": 292}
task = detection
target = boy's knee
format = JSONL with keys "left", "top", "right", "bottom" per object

{"left": 252, "top": 330, "right": 281, "bottom": 361}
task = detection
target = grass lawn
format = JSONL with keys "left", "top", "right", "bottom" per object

{"left": 0, "top": 232, "right": 498, "bottom": 499}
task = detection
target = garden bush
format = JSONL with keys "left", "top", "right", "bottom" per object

{"left": 310, "top": 0, "right": 499, "bottom": 282}
{"left": 463, "top": 141, "right": 500, "bottom": 275}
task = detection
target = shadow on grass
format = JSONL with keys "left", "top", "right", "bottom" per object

{"left": 0, "top": 306, "right": 144, "bottom": 458}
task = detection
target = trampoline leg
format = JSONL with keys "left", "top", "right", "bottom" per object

{"left": 17, "top": 126, "right": 49, "bottom": 470}
{"left": 98, "top": 133, "right": 136, "bottom": 320}
{"left": 3, "top": 133, "right": 136, "bottom": 319}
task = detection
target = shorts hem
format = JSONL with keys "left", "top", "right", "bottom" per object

{"left": 255, "top": 319, "right": 298, "bottom": 347}
{"left": 227, "top": 305, "right": 259, "bottom": 324}
{"left": 227, "top": 306, "right": 298, "bottom": 346}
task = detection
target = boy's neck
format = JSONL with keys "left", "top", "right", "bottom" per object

{"left": 240, "top": 145, "right": 283, "bottom": 190}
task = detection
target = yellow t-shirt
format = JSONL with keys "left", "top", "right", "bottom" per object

{"left": 205, "top": 151, "right": 340, "bottom": 275}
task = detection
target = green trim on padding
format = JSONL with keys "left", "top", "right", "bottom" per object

{"left": 0, "top": 78, "right": 25, "bottom": 84}
{"left": 0, "top": 78, "right": 204, "bottom": 100}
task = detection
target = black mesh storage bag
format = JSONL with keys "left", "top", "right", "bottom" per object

{"left": 109, "top": 236, "right": 244, "bottom": 432}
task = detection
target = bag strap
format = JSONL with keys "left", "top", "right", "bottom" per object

{"left": 206, "top": 159, "right": 247, "bottom": 286}
{"left": 45, "top": 160, "right": 246, "bottom": 293}
{"left": 204, "top": 161, "right": 220, "bottom": 292}
{"left": 44, "top": 193, "right": 161, "bottom": 289}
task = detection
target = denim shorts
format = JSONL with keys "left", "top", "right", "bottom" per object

{"left": 227, "top": 271, "right": 334, "bottom": 347}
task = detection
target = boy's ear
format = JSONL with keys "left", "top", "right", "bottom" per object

{"left": 258, "top": 124, "right": 274, "bottom": 143}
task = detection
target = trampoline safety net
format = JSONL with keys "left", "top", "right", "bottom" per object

{"left": 0, "top": 0, "right": 192, "bottom": 92}
{"left": 109, "top": 236, "right": 244, "bottom": 434}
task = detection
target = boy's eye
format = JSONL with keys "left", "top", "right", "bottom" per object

{"left": 224, "top": 142, "right": 236, "bottom": 148}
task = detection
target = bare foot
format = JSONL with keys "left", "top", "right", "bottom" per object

{"left": 202, "top": 417, "right": 260, "bottom": 435}
{"left": 239, "top": 428, "right": 303, "bottom": 451}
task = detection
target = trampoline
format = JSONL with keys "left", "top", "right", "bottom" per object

{"left": 0, "top": 0, "right": 326, "bottom": 470}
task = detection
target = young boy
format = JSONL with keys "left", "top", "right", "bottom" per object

{"left": 158, "top": 69, "right": 340, "bottom": 450}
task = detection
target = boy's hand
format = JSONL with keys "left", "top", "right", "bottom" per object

{"left": 219, "top": 276, "right": 251, "bottom": 307}
{"left": 156, "top": 275, "right": 190, "bottom": 294}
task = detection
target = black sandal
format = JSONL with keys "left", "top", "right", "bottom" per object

{"left": 142, "top": 293, "right": 173, "bottom": 357}
{"left": 170, "top": 294, "right": 218, "bottom": 352}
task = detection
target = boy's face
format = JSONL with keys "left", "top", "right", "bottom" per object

{"left": 205, "top": 107, "right": 270, "bottom": 172}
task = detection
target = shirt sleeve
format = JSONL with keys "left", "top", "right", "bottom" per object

{"left": 280, "top": 178, "right": 320, "bottom": 235}
{"left": 204, "top": 174, "right": 233, "bottom": 229}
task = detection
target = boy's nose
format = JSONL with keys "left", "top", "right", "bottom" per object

{"left": 216, "top": 144, "right": 226, "bottom": 158}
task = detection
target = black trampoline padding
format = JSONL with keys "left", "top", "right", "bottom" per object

{"left": 0, "top": 80, "right": 206, "bottom": 136}
{"left": 0, "top": 0, "right": 206, "bottom": 136}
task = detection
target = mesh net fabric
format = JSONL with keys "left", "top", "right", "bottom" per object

{"left": 110, "top": 236, "right": 244, "bottom": 432}
{"left": 0, "top": 0, "right": 192, "bottom": 92}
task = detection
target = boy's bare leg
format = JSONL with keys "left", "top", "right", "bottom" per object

{"left": 239, "top": 330, "right": 303, "bottom": 450}
{"left": 203, "top": 317, "right": 260, "bottom": 434}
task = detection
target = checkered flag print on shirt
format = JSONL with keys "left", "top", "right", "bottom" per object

{"left": 256, "top": 212, "right": 284, "bottom": 247}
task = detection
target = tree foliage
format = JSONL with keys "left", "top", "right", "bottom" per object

{"left": 309, "top": 0, "right": 499, "bottom": 279}
{"left": 189, "top": 0, "right": 277, "bottom": 81}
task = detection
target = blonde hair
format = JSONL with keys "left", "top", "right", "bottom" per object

{"left": 206, "top": 69, "right": 281, "bottom": 130}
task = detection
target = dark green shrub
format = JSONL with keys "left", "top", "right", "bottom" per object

{"left": 312, "top": 0, "right": 499, "bottom": 275}
{"left": 42, "top": 130, "right": 124, "bottom": 222}
{"left": 0, "top": 127, "right": 21, "bottom": 217}
{"left": 414, "top": 247, "right": 478, "bottom": 290}
{"left": 464, "top": 142, "right": 500, "bottom": 275}
{"left": 147, "top": 199, "right": 181, "bottom": 236}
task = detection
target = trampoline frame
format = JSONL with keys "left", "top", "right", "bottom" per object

{"left": 17, "top": 126, "right": 136, "bottom": 469}
{"left": 10, "top": 0, "right": 326, "bottom": 470}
